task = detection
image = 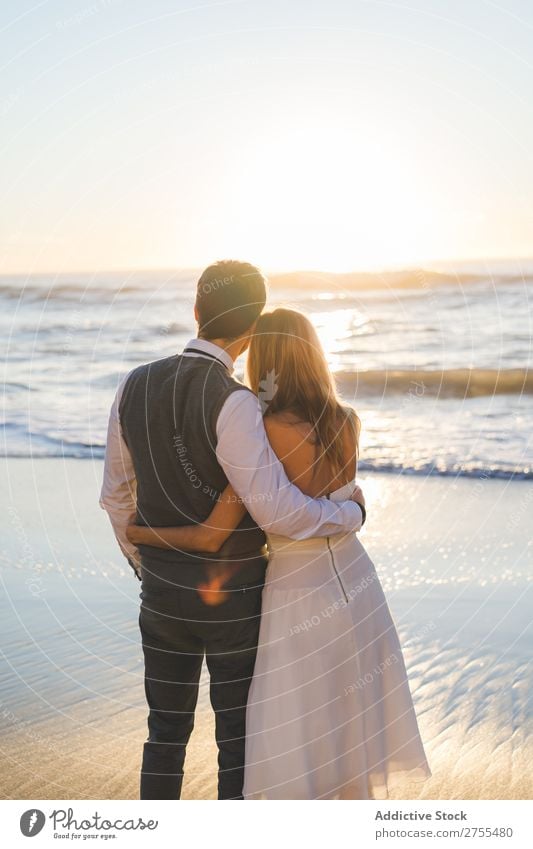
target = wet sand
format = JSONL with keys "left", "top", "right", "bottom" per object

{"left": 1, "top": 458, "right": 531, "bottom": 799}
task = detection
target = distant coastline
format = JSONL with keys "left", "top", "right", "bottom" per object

{"left": 2, "top": 257, "right": 533, "bottom": 292}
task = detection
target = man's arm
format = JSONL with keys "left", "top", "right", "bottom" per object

{"left": 99, "top": 378, "right": 141, "bottom": 579}
{"left": 216, "top": 390, "right": 363, "bottom": 538}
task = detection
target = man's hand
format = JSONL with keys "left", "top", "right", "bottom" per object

{"left": 351, "top": 484, "right": 365, "bottom": 508}
{"left": 350, "top": 484, "right": 366, "bottom": 526}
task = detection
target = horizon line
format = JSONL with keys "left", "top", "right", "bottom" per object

{"left": 1, "top": 253, "right": 533, "bottom": 279}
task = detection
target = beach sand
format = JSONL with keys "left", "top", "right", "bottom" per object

{"left": 0, "top": 458, "right": 531, "bottom": 800}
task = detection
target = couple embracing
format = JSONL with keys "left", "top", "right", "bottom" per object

{"left": 100, "top": 260, "right": 430, "bottom": 800}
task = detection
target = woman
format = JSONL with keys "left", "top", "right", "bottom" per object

{"left": 127, "top": 308, "right": 431, "bottom": 799}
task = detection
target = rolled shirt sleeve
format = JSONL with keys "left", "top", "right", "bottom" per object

{"left": 99, "top": 377, "right": 141, "bottom": 578}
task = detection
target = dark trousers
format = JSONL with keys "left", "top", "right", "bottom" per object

{"left": 139, "top": 558, "right": 265, "bottom": 800}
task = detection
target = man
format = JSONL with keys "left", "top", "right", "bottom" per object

{"left": 100, "top": 260, "right": 364, "bottom": 800}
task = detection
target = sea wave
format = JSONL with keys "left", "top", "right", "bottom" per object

{"left": 336, "top": 368, "right": 533, "bottom": 398}
{"left": 269, "top": 268, "right": 533, "bottom": 291}
{"left": 357, "top": 460, "right": 532, "bottom": 480}
{"left": 1, "top": 437, "right": 529, "bottom": 478}
{"left": 0, "top": 271, "right": 193, "bottom": 302}
{"left": 0, "top": 424, "right": 105, "bottom": 458}
{"left": 1, "top": 267, "right": 532, "bottom": 301}
{"left": 0, "top": 282, "right": 153, "bottom": 302}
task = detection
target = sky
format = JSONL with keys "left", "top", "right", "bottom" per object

{"left": 1, "top": 0, "right": 532, "bottom": 274}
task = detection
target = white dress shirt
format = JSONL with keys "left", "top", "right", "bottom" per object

{"left": 100, "top": 339, "right": 363, "bottom": 574}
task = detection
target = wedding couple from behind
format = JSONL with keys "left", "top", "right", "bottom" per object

{"left": 100, "top": 260, "right": 431, "bottom": 800}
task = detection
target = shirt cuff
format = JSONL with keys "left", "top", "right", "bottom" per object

{"left": 127, "top": 556, "right": 142, "bottom": 581}
{"left": 355, "top": 501, "right": 366, "bottom": 525}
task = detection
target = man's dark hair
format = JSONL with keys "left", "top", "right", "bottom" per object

{"left": 195, "top": 260, "right": 267, "bottom": 340}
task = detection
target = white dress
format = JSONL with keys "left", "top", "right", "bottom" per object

{"left": 243, "top": 481, "right": 431, "bottom": 800}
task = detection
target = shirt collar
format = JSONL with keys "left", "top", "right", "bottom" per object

{"left": 182, "top": 338, "right": 235, "bottom": 374}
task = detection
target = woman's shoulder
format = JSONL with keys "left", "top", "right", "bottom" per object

{"left": 339, "top": 405, "right": 360, "bottom": 459}
{"left": 264, "top": 411, "right": 313, "bottom": 436}
{"left": 264, "top": 407, "right": 358, "bottom": 444}
{"left": 263, "top": 413, "right": 315, "bottom": 455}
{"left": 340, "top": 403, "right": 359, "bottom": 425}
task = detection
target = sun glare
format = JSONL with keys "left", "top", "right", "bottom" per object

{"left": 222, "top": 124, "right": 432, "bottom": 272}
{"left": 313, "top": 307, "right": 361, "bottom": 370}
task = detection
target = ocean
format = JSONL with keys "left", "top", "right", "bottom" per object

{"left": 1, "top": 266, "right": 532, "bottom": 801}
{"left": 1, "top": 264, "right": 532, "bottom": 479}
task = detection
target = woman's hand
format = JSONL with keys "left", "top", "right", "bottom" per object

{"left": 123, "top": 485, "right": 247, "bottom": 553}
{"left": 126, "top": 524, "right": 143, "bottom": 544}
{"left": 125, "top": 521, "right": 220, "bottom": 553}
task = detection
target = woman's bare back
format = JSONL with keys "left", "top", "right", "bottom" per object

{"left": 264, "top": 411, "right": 357, "bottom": 498}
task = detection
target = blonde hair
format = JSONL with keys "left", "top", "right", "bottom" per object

{"left": 247, "top": 308, "right": 360, "bottom": 479}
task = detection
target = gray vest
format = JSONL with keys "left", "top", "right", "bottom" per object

{"left": 119, "top": 353, "right": 267, "bottom": 578}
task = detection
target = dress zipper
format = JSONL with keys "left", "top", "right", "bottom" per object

{"left": 326, "top": 536, "right": 349, "bottom": 603}
{"left": 325, "top": 492, "right": 349, "bottom": 602}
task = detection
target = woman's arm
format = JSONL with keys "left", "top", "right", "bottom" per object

{"left": 126, "top": 485, "right": 247, "bottom": 554}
